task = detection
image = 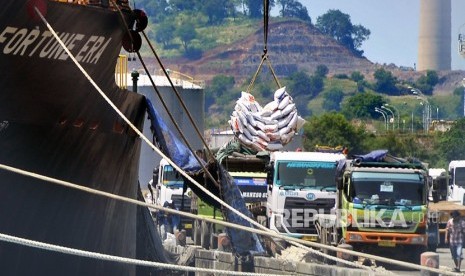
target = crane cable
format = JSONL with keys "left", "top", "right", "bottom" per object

{"left": 246, "top": 0, "right": 281, "bottom": 93}
{"left": 7, "top": 7, "right": 452, "bottom": 275}
{"left": 33, "top": 4, "right": 276, "bottom": 257}
{"left": 111, "top": 1, "right": 222, "bottom": 194}
{"left": 118, "top": 0, "right": 313, "bottom": 257}
{"left": 0, "top": 160, "right": 457, "bottom": 275}
{"left": 33, "top": 3, "right": 355, "bottom": 266}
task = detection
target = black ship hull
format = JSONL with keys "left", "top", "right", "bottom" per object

{"left": 0, "top": 1, "right": 160, "bottom": 275}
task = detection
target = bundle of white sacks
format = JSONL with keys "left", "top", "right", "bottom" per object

{"left": 229, "top": 87, "right": 306, "bottom": 152}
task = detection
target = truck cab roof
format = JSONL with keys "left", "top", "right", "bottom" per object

{"left": 221, "top": 153, "right": 269, "bottom": 172}
{"left": 271, "top": 151, "right": 346, "bottom": 162}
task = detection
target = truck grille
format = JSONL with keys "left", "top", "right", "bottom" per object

{"left": 170, "top": 194, "right": 191, "bottom": 212}
{"left": 283, "top": 197, "right": 335, "bottom": 234}
{"left": 356, "top": 219, "right": 416, "bottom": 231}
{"left": 170, "top": 194, "right": 193, "bottom": 226}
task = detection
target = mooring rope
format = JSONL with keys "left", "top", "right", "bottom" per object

{"left": 0, "top": 161, "right": 457, "bottom": 276}
{"left": 110, "top": 0, "right": 222, "bottom": 196}
{"left": 26, "top": 5, "right": 457, "bottom": 276}
{"left": 32, "top": 6, "right": 265, "bottom": 246}
{"left": 0, "top": 232, "right": 282, "bottom": 276}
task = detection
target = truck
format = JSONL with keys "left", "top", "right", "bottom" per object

{"left": 318, "top": 152, "right": 431, "bottom": 263}
{"left": 190, "top": 153, "right": 269, "bottom": 249}
{"left": 448, "top": 160, "right": 465, "bottom": 204}
{"left": 190, "top": 149, "right": 347, "bottom": 248}
{"left": 428, "top": 168, "right": 448, "bottom": 202}
{"left": 428, "top": 162, "right": 465, "bottom": 248}
{"left": 266, "top": 151, "right": 347, "bottom": 241}
{"left": 151, "top": 158, "right": 193, "bottom": 236}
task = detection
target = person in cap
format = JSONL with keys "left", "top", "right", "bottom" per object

{"left": 446, "top": 210, "right": 465, "bottom": 272}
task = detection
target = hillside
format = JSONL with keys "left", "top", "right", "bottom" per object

{"left": 134, "top": 19, "right": 465, "bottom": 95}
{"left": 158, "top": 19, "right": 376, "bottom": 84}
{"left": 132, "top": 18, "right": 465, "bottom": 127}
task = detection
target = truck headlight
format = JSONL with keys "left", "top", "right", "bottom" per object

{"left": 411, "top": 236, "right": 425, "bottom": 244}
{"left": 349, "top": 233, "right": 363, "bottom": 241}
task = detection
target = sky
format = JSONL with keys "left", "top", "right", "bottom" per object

{"left": 291, "top": 0, "right": 465, "bottom": 70}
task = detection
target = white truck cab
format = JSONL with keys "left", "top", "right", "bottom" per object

{"left": 153, "top": 158, "right": 190, "bottom": 207}
{"left": 448, "top": 160, "right": 465, "bottom": 204}
{"left": 266, "top": 151, "right": 346, "bottom": 240}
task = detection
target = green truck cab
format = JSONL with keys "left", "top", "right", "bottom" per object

{"left": 335, "top": 158, "right": 430, "bottom": 263}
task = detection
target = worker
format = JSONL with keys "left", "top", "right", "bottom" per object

{"left": 445, "top": 210, "right": 465, "bottom": 272}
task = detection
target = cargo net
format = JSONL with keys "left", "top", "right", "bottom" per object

{"left": 229, "top": 87, "right": 305, "bottom": 152}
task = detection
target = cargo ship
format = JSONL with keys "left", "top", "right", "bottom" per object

{"left": 0, "top": 1, "right": 167, "bottom": 275}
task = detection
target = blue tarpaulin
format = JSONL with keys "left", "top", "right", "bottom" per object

{"left": 145, "top": 99, "right": 265, "bottom": 255}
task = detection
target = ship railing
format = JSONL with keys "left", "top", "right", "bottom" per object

{"left": 54, "top": 0, "right": 130, "bottom": 10}
{"left": 159, "top": 69, "right": 205, "bottom": 89}
{"left": 115, "top": 55, "right": 128, "bottom": 89}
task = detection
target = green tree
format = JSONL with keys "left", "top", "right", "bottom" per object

{"left": 315, "top": 64, "right": 329, "bottom": 78}
{"left": 315, "top": 9, "right": 370, "bottom": 56}
{"left": 350, "top": 71, "right": 366, "bottom": 92}
{"left": 437, "top": 118, "right": 465, "bottom": 161}
{"left": 414, "top": 70, "right": 439, "bottom": 95}
{"left": 277, "top": 0, "right": 311, "bottom": 21}
{"left": 245, "top": 0, "right": 275, "bottom": 18}
{"left": 226, "top": 0, "right": 241, "bottom": 20}
{"left": 169, "top": 0, "right": 199, "bottom": 11}
{"left": 175, "top": 22, "right": 198, "bottom": 53}
{"left": 350, "top": 25, "right": 370, "bottom": 54}
{"left": 205, "top": 75, "right": 236, "bottom": 109}
{"left": 350, "top": 71, "right": 364, "bottom": 82}
{"left": 309, "top": 75, "right": 324, "bottom": 96}
{"left": 144, "top": 0, "right": 170, "bottom": 22}
{"left": 155, "top": 21, "right": 176, "bottom": 47}
{"left": 245, "top": 0, "right": 262, "bottom": 18}
{"left": 453, "top": 87, "right": 464, "bottom": 117}
{"left": 373, "top": 68, "right": 398, "bottom": 94}
{"left": 303, "top": 112, "right": 367, "bottom": 153}
{"left": 287, "top": 71, "right": 312, "bottom": 97}
{"left": 322, "top": 88, "right": 344, "bottom": 111}
{"left": 341, "top": 92, "right": 385, "bottom": 119}
{"left": 202, "top": 0, "right": 228, "bottom": 25}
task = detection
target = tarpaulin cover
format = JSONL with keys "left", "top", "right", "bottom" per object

{"left": 353, "top": 149, "right": 388, "bottom": 162}
{"left": 145, "top": 99, "right": 265, "bottom": 255}
{"left": 146, "top": 98, "right": 201, "bottom": 171}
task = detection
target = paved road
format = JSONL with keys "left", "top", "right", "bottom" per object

{"left": 384, "top": 247, "right": 461, "bottom": 275}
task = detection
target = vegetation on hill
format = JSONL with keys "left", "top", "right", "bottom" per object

{"left": 303, "top": 114, "right": 465, "bottom": 168}
{"left": 133, "top": 1, "right": 465, "bottom": 168}
{"left": 204, "top": 66, "right": 462, "bottom": 126}
{"left": 137, "top": 0, "right": 368, "bottom": 61}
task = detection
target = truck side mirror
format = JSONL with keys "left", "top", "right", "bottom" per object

{"left": 431, "top": 190, "right": 439, "bottom": 203}
{"left": 428, "top": 176, "right": 433, "bottom": 188}
{"left": 266, "top": 171, "right": 273, "bottom": 189}
{"left": 153, "top": 167, "right": 159, "bottom": 181}
{"left": 336, "top": 176, "right": 343, "bottom": 190}
{"left": 266, "top": 164, "right": 274, "bottom": 190}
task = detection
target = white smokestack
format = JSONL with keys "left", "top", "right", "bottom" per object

{"left": 418, "top": 0, "right": 451, "bottom": 71}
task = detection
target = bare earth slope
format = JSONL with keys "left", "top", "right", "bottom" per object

{"left": 164, "top": 20, "right": 376, "bottom": 84}
{"left": 154, "top": 19, "right": 464, "bottom": 95}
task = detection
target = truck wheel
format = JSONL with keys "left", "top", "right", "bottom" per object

{"left": 428, "top": 243, "right": 437, "bottom": 252}
{"left": 409, "top": 245, "right": 426, "bottom": 264}
{"left": 193, "top": 219, "right": 201, "bottom": 246}
{"left": 201, "top": 220, "right": 211, "bottom": 249}
{"left": 320, "top": 227, "right": 336, "bottom": 264}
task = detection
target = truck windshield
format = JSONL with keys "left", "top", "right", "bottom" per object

{"left": 276, "top": 160, "right": 337, "bottom": 189}
{"left": 454, "top": 167, "right": 465, "bottom": 187}
{"left": 349, "top": 172, "right": 425, "bottom": 206}
{"left": 162, "top": 165, "right": 184, "bottom": 188}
